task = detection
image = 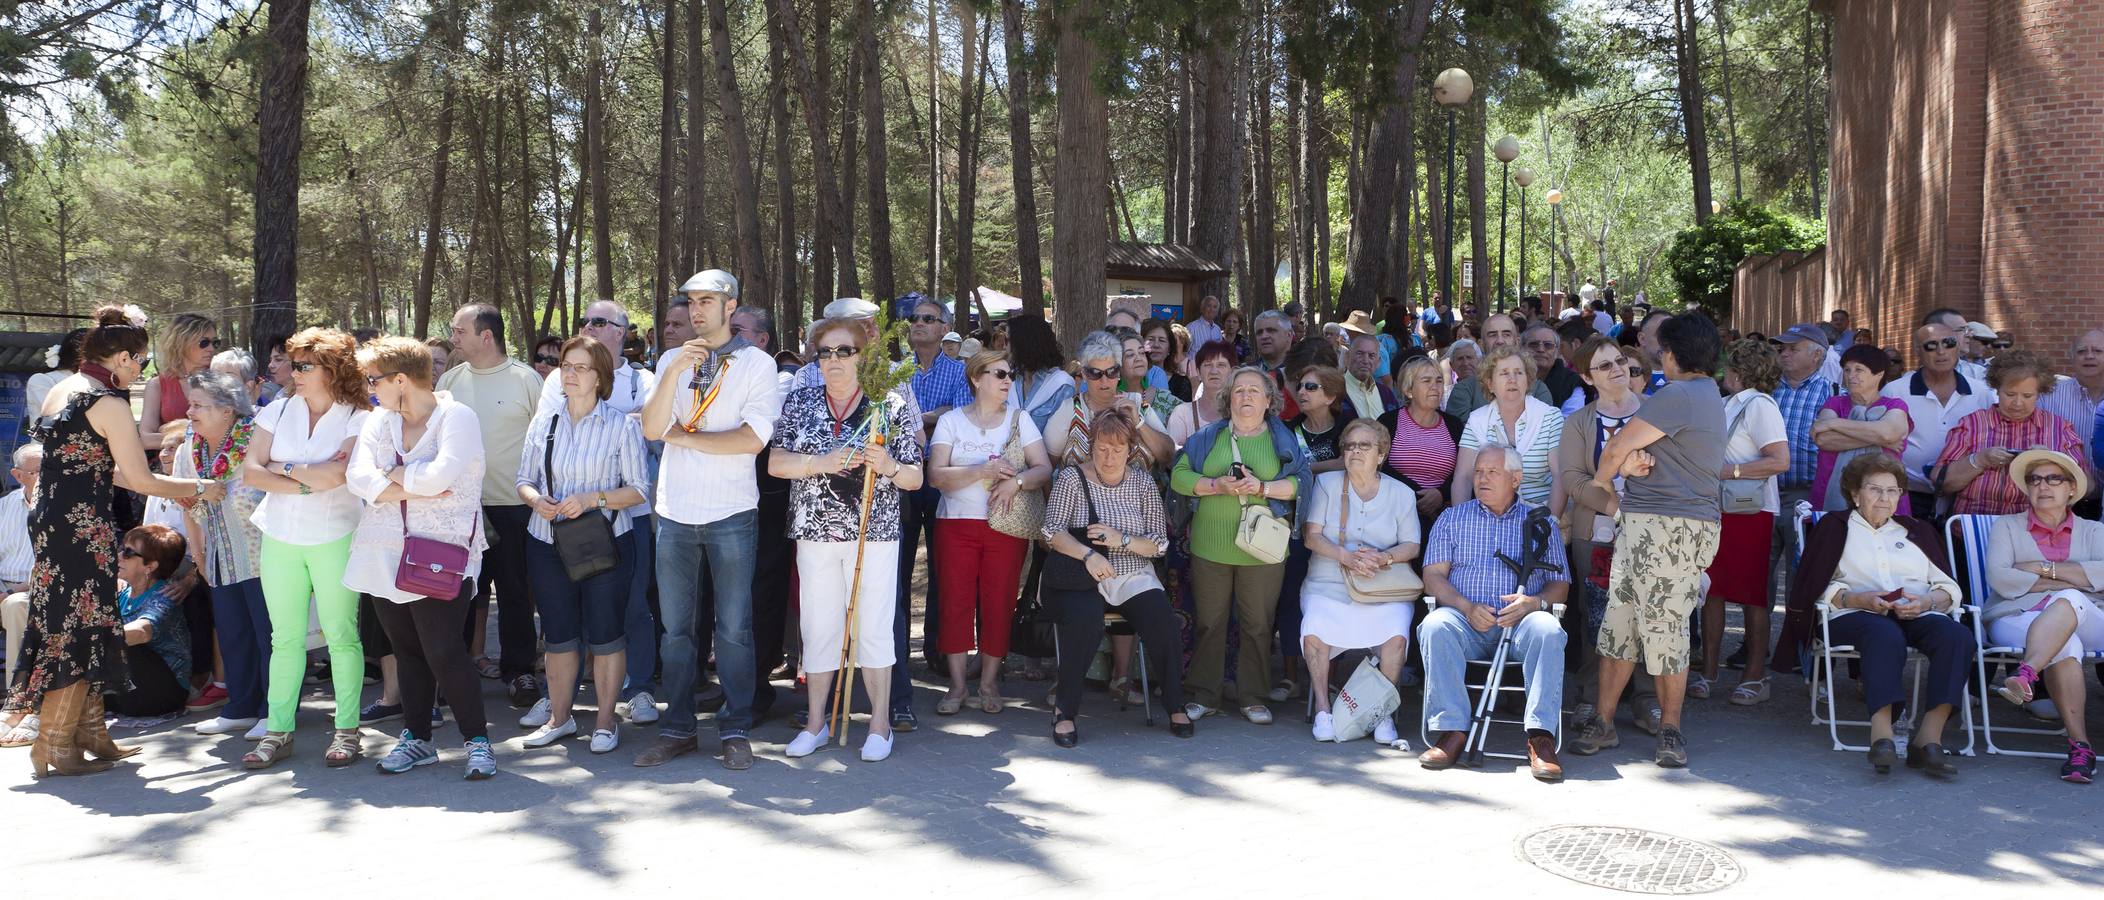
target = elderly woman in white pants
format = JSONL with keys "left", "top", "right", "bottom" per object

{"left": 1985, "top": 448, "right": 2103, "bottom": 783}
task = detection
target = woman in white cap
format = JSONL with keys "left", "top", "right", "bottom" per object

{"left": 1984, "top": 448, "right": 2103, "bottom": 783}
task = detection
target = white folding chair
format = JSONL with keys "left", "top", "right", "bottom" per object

{"left": 1945, "top": 514, "right": 2102, "bottom": 758}
{"left": 1418, "top": 597, "right": 1565, "bottom": 765}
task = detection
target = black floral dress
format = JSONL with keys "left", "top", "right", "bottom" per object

{"left": 771, "top": 384, "right": 924, "bottom": 543}
{"left": 6, "top": 388, "right": 127, "bottom": 707}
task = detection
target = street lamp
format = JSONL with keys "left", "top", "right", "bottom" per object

{"left": 1433, "top": 67, "right": 1473, "bottom": 313}
{"left": 1493, "top": 134, "right": 1520, "bottom": 312}
{"left": 1513, "top": 166, "right": 1535, "bottom": 307}
{"left": 1545, "top": 187, "right": 1565, "bottom": 302}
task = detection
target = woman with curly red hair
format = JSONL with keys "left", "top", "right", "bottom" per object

{"left": 239, "top": 327, "right": 374, "bottom": 769}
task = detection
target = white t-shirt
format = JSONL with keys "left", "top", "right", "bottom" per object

{"left": 930, "top": 407, "right": 1044, "bottom": 520}
{"left": 649, "top": 344, "right": 781, "bottom": 526}
{"left": 250, "top": 398, "right": 371, "bottom": 545}
{"left": 1721, "top": 389, "right": 1787, "bottom": 515}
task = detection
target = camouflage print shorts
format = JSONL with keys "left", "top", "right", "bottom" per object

{"left": 1598, "top": 512, "right": 1723, "bottom": 676}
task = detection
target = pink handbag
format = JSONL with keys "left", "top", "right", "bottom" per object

{"left": 391, "top": 453, "right": 477, "bottom": 600}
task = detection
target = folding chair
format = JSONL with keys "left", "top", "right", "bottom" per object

{"left": 1051, "top": 610, "right": 1154, "bottom": 726}
{"left": 1800, "top": 508, "right": 1973, "bottom": 754}
{"left": 1417, "top": 597, "right": 1565, "bottom": 765}
{"left": 1945, "top": 513, "right": 2102, "bottom": 758}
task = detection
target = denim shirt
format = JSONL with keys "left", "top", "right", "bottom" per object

{"left": 120, "top": 581, "right": 191, "bottom": 679}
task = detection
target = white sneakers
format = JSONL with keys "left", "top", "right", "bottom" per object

{"left": 1311, "top": 710, "right": 1398, "bottom": 744}
{"left": 518, "top": 697, "right": 552, "bottom": 729}
{"left": 1373, "top": 717, "right": 1399, "bottom": 745}
{"left": 522, "top": 717, "right": 577, "bottom": 748}
{"left": 624, "top": 691, "right": 660, "bottom": 725}
{"left": 194, "top": 715, "right": 259, "bottom": 736}
{"left": 589, "top": 727, "right": 619, "bottom": 754}
{"left": 785, "top": 726, "right": 831, "bottom": 758}
{"left": 1311, "top": 711, "right": 1336, "bottom": 742}
{"left": 860, "top": 731, "right": 894, "bottom": 762}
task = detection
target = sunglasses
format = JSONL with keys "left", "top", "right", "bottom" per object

{"left": 906, "top": 314, "right": 945, "bottom": 325}
{"left": 1524, "top": 340, "right": 1559, "bottom": 351}
{"left": 1589, "top": 359, "right": 1626, "bottom": 372}
{"left": 813, "top": 345, "right": 860, "bottom": 360}
{"left": 2026, "top": 473, "right": 2073, "bottom": 486}
{"left": 1082, "top": 365, "right": 1119, "bottom": 382}
{"left": 580, "top": 316, "right": 626, "bottom": 330}
{"left": 535, "top": 355, "right": 560, "bottom": 366}
{"left": 1341, "top": 441, "right": 1378, "bottom": 453}
{"left": 291, "top": 361, "right": 319, "bottom": 373}
{"left": 1298, "top": 381, "right": 1323, "bottom": 392}
{"left": 1920, "top": 337, "right": 1959, "bottom": 353}
{"left": 118, "top": 546, "right": 141, "bottom": 560}
{"left": 198, "top": 337, "right": 222, "bottom": 350}
{"left": 1990, "top": 339, "right": 2014, "bottom": 350}
{"left": 985, "top": 368, "right": 1015, "bottom": 381}
{"left": 364, "top": 373, "right": 394, "bottom": 387}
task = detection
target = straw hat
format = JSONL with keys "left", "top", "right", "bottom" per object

{"left": 1339, "top": 310, "right": 1377, "bottom": 336}
{"left": 2011, "top": 448, "right": 2088, "bottom": 501}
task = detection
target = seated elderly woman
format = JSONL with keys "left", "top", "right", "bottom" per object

{"left": 1818, "top": 453, "right": 1974, "bottom": 777}
{"left": 110, "top": 524, "right": 194, "bottom": 719}
{"left": 1984, "top": 449, "right": 2102, "bottom": 784}
{"left": 1300, "top": 418, "right": 1420, "bottom": 744}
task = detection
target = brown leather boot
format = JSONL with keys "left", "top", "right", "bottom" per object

{"left": 75, "top": 692, "right": 141, "bottom": 761}
{"left": 30, "top": 683, "right": 114, "bottom": 778}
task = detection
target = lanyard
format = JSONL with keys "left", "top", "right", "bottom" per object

{"left": 680, "top": 356, "right": 733, "bottom": 434}
{"left": 828, "top": 388, "right": 864, "bottom": 439}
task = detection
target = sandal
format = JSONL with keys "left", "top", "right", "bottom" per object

{"left": 324, "top": 729, "right": 362, "bottom": 767}
{"left": 935, "top": 691, "right": 965, "bottom": 716}
{"left": 977, "top": 690, "right": 1003, "bottom": 715}
{"left": 474, "top": 656, "right": 501, "bottom": 680}
{"left": 1688, "top": 674, "right": 1712, "bottom": 700}
{"left": 0, "top": 714, "right": 39, "bottom": 748}
{"left": 242, "top": 732, "right": 295, "bottom": 769}
{"left": 1728, "top": 677, "right": 1771, "bottom": 706}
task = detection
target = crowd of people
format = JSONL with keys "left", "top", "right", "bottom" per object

{"left": 1, "top": 280, "right": 2098, "bottom": 789}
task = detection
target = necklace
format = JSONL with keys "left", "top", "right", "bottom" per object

{"left": 827, "top": 387, "right": 863, "bottom": 439}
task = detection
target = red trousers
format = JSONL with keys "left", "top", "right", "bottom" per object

{"left": 934, "top": 517, "right": 1029, "bottom": 657}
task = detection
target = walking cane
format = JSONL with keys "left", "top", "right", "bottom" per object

{"left": 829, "top": 429, "right": 886, "bottom": 747}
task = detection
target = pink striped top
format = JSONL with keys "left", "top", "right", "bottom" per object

{"left": 1388, "top": 411, "right": 1457, "bottom": 489}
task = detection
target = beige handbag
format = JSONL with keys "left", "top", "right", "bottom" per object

{"left": 985, "top": 409, "right": 1048, "bottom": 540}
{"left": 1229, "top": 436, "right": 1291, "bottom": 564}
{"left": 1336, "top": 480, "right": 1423, "bottom": 604}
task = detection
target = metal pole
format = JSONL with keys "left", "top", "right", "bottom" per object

{"left": 1518, "top": 190, "right": 1528, "bottom": 308}
{"left": 1441, "top": 108, "right": 1457, "bottom": 313}
{"left": 1496, "top": 159, "right": 1510, "bottom": 313}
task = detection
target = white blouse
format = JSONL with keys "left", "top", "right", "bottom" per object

{"left": 1303, "top": 471, "right": 1421, "bottom": 590}
{"left": 250, "top": 397, "right": 371, "bottom": 545}
{"left": 1820, "top": 511, "right": 1963, "bottom": 619}
{"left": 1460, "top": 395, "right": 1564, "bottom": 506}
{"left": 344, "top": 399, "right": 489, "bottom": 604}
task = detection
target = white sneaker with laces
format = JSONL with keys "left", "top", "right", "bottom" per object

{"left": 861, "top": 730, "right": 894, "bottom": 762}
{"left": 1311, "top": 711, "right": 1336, "bottom": 742}
{"left": 1374, "top": 717, "right": 1399, "bottom": 745}
{"left": 785, "top": 726, "right": 831, "bottom": 758}
{"left": 518, "top": 697, "right": 552, "bottom": 729}
{"left": 194, "top": 715, "right": 259, "bottom": 736}
{"left": 625, "top": 691, "right": 660, "bottom": 724}
{"left": 522, "top": 717, "right": 577, "bottom": 748}
{"left": 244, "top": 719, "right": 269, "bottom": 741}
{"left": 589, "top": 727, "right": 619, "bottom": 754}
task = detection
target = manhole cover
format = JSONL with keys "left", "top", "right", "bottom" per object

{"left": 1517, "top": 826, "right": 1742, "bottom": 894}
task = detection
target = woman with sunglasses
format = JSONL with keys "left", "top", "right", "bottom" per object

{"left": 139, "top": 313, "right": 220, "bottom": 451}
{"left": 1985, "top": 449, "right": 2102, "bottom": 782}
{"left": 927, "top": 350, "right": 1052, "bottom": 716}
{"left": 768, "top": 317, "right": 924, "bottom": 762}
{"left": 532, "top": 335, "right": 563, "bottom": 379}
{"left": 1045, "top": 332, "right": 1174, "bottom": 470}
{"left": 1118, "top": 331, "right": 1181, "bottom": 428}
{"left": 240, "top": 327, "right": 372, "bottom": 769}
{"left": 344, "top": 336, "right": 494, "bottom": 778}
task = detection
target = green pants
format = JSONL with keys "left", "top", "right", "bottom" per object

{"left": 261, "top": 534, "right": 364, "bottom": 731}
{"left": 1186, "top": 556, "right": 1286, "bottom": 709}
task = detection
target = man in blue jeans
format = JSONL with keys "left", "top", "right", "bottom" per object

{"left": 633, "top": 269, "right": 783, "bottom": 770}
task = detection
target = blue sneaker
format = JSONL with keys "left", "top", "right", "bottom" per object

{"left": 358, "top": 701, "right": 403, "bottom": 726}
{"left": 375, "top": 730, "right": 438, "bottom": 774}
{"left": 463, "top": 737, "right": 496, "bottom": 780}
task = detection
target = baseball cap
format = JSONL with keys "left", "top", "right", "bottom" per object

{"left": 941, "top": 331, "right": 962, "bottom": 344}
{"left": 1776, "top": 323, "right": 1830, "bottom": 347}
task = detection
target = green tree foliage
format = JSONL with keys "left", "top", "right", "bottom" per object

{"left": 1664, "top": 198, "right": 1822, "bottom": 319}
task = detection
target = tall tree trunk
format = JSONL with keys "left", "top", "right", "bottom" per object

{"left": 542, "top": 50, "right": 573, "bottom": 335}
{"left": 1284, "top": 69, "right": 1303, "bottom": 310}
{"left": 1466, "top": 82, "right": 1488, "bottom": 308}
{"left": 838, "top": 16, "right": 861, "bottom": 303}
{"left": 861, "top": 0, "right": 897, "bottom": 311}
{"left": 769, "top": 0, "right": 862, "bottom": 299}
{"left": 587, "top": 5, "right": 616, "bottom": 303}
{"left": 1674, "top": 0, "right": 1714, "bottom": 224}
{"left": 1801, "top": 1, "right": 1822, "bottom": 217}
{"left": 705, "top": 0, "right": 772, "bottom": 314}
{"left": 1335, "top": 0, "right": 1432, "bottom": 316}
{"left": 1247, "top": 5, "right": 1276, "bottom": 312}
{"left": 684, "top": 0, "right": 710, "bottom": 275}
{"left": 954, "top": 5, "right": 992, "bottom": 321}
{"left": 809, "top": 0, "right": 836, "bottom": 311}
{"left": 769, "top": 2, "right": 799, "bottom": 318}
{"left": 1190, "top": 19, "right": 1241, "bottom": 305}
{"left": 1051, "top": 0, "right": 1108, "bottom": 352}
{"left": 656, "top": 0, "right": 679, "bottom": 345}
{"left": 1000, "top": 0, "right": 1043, "bottom": 315}
{"left": 252, "top": 0, "right": 310, "bottom": 350}
{"left": 1713, "top": 0, "right": 1741, "bottom": 202}
{"left": 926, "top": 0, "right": 941, "bottom": 294}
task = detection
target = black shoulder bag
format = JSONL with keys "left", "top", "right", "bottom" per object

{"left": 543, "top": 416, "right": 621, "bottom": 582}
{"left": 1040, "top": 466, "right": 1104, "bottom": 592}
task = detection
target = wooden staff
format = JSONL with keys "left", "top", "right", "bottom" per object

{"left": 829, "top": 430, "right": 886, "bottom": 746}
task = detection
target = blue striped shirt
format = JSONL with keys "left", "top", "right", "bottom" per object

{"left": 514, "top": 399, "right": 654, "bottom": 543}
{"left": 1774, "top": 373, "right": 1835, "bottom": 488}
{"left": 1424, "top": 499, "right": 1569, "bottom": 609}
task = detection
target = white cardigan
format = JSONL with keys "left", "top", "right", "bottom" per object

{"left": 1820, "top": 511, "right": 1963, "bottom": 619}
{"left": 344, "top": 398, "right": 489, "bottom": 603}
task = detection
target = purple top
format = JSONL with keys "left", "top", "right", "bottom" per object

{"left": 1812, "top": 394, "right": 1911, "bottom": 516}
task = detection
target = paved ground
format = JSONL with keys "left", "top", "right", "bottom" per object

{"left": 6, "top": 578, "right": 2099, "bottom": 896}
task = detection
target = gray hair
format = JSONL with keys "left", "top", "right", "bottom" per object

{"left": 184, "top": 369, "right": 255, "bottom": 418}
{"left": 12, "top": 442, "right": 42, "bottom": 468}
{"left": 1254, "top": 309, "right": 1293, "bottom": 331}
{"left": 1221, "top": 365, "right": 1282, "bottom": 419}
{"left": 1075, "top": 330, "right": 1124, "bottom": 367}
{"left": 1477, "top": 441, "right": 1524, "bottom": 475}
{"left": 211, "top": 348, "right": 258, "bottom": 384}
{"left": 913, "top": 297, "right": 950, "bottom": 323}
{"left": 1449, "top": 338, "right": 1481, "bottom": 357}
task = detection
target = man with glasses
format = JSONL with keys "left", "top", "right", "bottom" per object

{"left": 1524, "top": 323, "right": 1586, "bottom": 415}
{"left": 1881, "top": 321, "right": 1992, "bottom": 517}
{"left": 542, "top": 300, "right": 657, "bottom": 415}
{"left": 437, "top": 304, "right": 549, "bottom": 709}
{"left": 2039, "top": 328, "right": 2104, "bottom": 473}
{"left": 1444, "top": 313, "right": 1553, "bottom": 417}
{"left": 1253, "top": 309, "right": 1303, "bottom": 420}
{"left": 634, "top": 269, "right": 782, "bottom": 771}
{"left": 900, "top": 296, "right": 971, "bottom": 686}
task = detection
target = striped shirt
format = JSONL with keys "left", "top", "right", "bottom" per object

{"left": 0, "top": 489, "right": 31, "bottom": 586}
{"left": 1387, "top": 411, "right": 1456, "bottom": 489}
{"left": 1459, "top": 397, "right": 1565, "bottom": 506}
{"left": 1935, "top": 407, "right": 2094, "bottom": 516}
{"left": 2039, "top": 375, "right": 2104, "bottom": 467}
{"left": 1774, "top": 372, "right": 1836, "bottom": 488}
{"left": 515, "top": 399, "right": 654, "bottom": 543}
{"left": 911, "top": 351, "right": 972, "bottom": 417}
{"left": 1424, "top": 499, "right": 1570, "bottom": 609}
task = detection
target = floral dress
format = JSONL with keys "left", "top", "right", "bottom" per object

{"left": 6, "top": 388, "right": 127, "bottom": 707}
{"left": 772, "top": 384, "right": 924, "bottom": 543}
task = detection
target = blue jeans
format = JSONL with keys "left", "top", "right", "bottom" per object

{"left": 209, "top": 578, "right": 270, "bottom": 720}
{"left": 656, "top": 509, "right": 758, "bottom": 739}
{"left": 525, "top": 531, "right": 635, "bottom": 654}
{"left": 623, "top": 514, "right": 658, "bottom": 698}
{"left": 1419, "top": 606, "right": 1567, "bottom": 734}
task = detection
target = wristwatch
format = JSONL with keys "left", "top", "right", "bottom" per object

{"left": 596, "top": 492, "right": 608, "bottom": 510}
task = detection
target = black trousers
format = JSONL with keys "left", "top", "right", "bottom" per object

{"left": 106, "top": 644, "right": 187, "bottom": 717}
{"left": 371, "top": 585, "right": 489, "bottom": 742}
{"left": 481, "top": 505, "right": 539, "bottom": 681}
{"left": 1827, "top": 611, "right": 1975, "bottom": 717}
{"left": 1051, "top": 586, "right": 1185, "bottom": 719}
{"left": 749, "top": 485, "right": 793, "bottom": 719}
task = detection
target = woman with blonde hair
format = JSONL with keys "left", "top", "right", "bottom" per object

{"left": 140, "top": 312, "right": 220, "bottom": 449}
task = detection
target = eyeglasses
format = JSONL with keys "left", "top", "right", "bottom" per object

{"left": 813, "top": 345, "right": 860, "bottom": 360}
{"left": 1589, "top": 359, "right": 1626, "bottom": 372}
{"left": 1298, "top": 381, "right": 1323, "bottom": 391}
{"left": 985, "top": 368, "right": 1015, "bottom": 381}
{"left": 1341, "top": 441, "right": 1378, "bottom": 453}
{"left": 2026, "top": 473, "right": 2073, "bottom": 486}
{"left": 1524, "top": 340, "right": 1559, "bottom": 351}
{"left": 364, "top": 373, "right": 394, "bottom": 387}
{"left": 535, "top": 355, "right": 560, "bottom": 367}
{"left": 580, "top": 316, "right": 626, "bottom": 330}
{"left": 291, "top": 361, "right": 319, "bottom": 373}
{"left": 1082, "top": 365, "right": 1119, "bottom": 382}
{"left": 118, "top": 546, "right": 141, "bottom": 560}
{"left": 1920, "top": 337, "right": 1959, "bottom": 353}
{"left": 1858, "top": 485, "right": 1905, "bottom": 498}
{"left": 906, "top": 314, "right": 944, "bottom": 325}
{"left": 559, "top": 363, "right": 597, "bottom": 375}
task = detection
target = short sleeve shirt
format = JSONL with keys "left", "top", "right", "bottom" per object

{"left": 771, "top": 385, "right": 925, "bottom": 542}
{"left": 930, "top": 408, "right": 1043, "bottom": 520}
{"left": 1623, "top": 376, "right": 1726, "bottom": 521}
